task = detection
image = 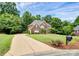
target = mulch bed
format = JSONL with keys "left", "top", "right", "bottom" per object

{"left": 63, "top": 42, "right": 79, "bottom": 49}
{"left": 47, "top": 42, "right": 79, "bottom": 49}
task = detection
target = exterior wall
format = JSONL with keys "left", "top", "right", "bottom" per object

{"left": 28, "top": 21, "right": 51, "bottom": 34}
{"left": 74, "top": 30, "right": 79, "bottom": 35}
{"left": 40, "top": 22, "right": 51, "bottom": 29}
{"left": 29, "top": 24, "right": 40, "bottom": 33}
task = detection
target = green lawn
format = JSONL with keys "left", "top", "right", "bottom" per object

{"left": 28, "top": 34, "right": 79, "bottom": 45}
{"left": 0, "top": 34, "right": 14, "bottom": 55}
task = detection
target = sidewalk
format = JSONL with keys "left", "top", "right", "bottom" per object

{"left": 5, "top": 34, "right": 58, "bottom": 56}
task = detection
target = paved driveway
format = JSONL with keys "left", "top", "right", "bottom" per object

{"left": 5, "top": 34, "right": 79, "bottom": 56}
{"left": 5, "top": 34, "right": 58, "bottom": 56}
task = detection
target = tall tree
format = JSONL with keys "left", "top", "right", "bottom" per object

{"left": 62, "top": 20, "right": 72, "bottom": 26}
{"left": 50, "top": 17, "right": 63, "bottom": 34}
{"left": 74, "top": 16, "right": 79, "bottom": 26}
{"left": 0, "top": 2, "right": 19, "bottom": 16}
{"left": 0, "top": 13, "right": 23, "bottom": 34}
{"left": 22, "top": 11, "right": 33, "bottom": 30}
{"left": 62, "top": 25, "right": 73, "bottom": 35}
{"left": 35, "top": 15, "right": 41, "bottom": 20}
{"left": 51, "top": 17, "right": 62, "bottom": 28}
{"left": 43, "top": 15, "right": 52, "bottom": 24}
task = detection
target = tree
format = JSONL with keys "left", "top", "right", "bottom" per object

{"left": 35, "top": 15, "right": 41, "bottom": 20}
{"left": 74, "top": 16, "right": 79, "bottom": 26}
{"left": 0, "top": 2, "right": 19, "bottom": 16}
{"left": 51, "top": 17, "right": 62, "bottom": 28}
{"left": 43, "top": 15, "right": 52, "bottom": 24}
{"left": 31, "top": 16, "right": 36, "bottom": 20}
{"left": 62, "top": 20, "right": 71, "bottom": 26}
{"left": 62, "top": 25, "right": 73, "bottom": 35}
{"left": 49, "top": 17, "right": 63, "bottom": 34}
{"left": 50, "top": 28, "right": 58, "bottom": 33}
{"left": 0, "top": 13, "right": 23, "bottom": 34}
{"left": 22, "top": 11, "right": 33, "bottom": 30}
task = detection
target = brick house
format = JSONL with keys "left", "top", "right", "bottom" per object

{"left": 74, "top": 25, "right": 79, "bottom": 35}
{"left": 28, "top": 20, "right": 51, "bottom": 33}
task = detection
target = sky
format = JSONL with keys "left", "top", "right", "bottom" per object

{"left": 16, "top": 2, "right": 79, "bottom": 22}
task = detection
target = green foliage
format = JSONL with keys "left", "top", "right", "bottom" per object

{"left": 50, "top": 17, "right": 63, "bottom": 34}
{"left": 62, "top": 20, "right": 71, "bottom": 26}
{"left": 28, "top": 34, "right": 66, "bottom": 45}
{"left": 28, "top": 30, "right": 32, "bottom": 34}
{"left": 29, "top": 34, "right": 79, "bottom": 46}
{"left": 31, "top": 16, "right": 36, "bottom": 20}
{"left": 40, "top": 28, "right": 46, "bottom": 34}
{"left": 71, "top": 32, "right": 75, "bottom": 36}
{"left": 0, "top": 2, "right": 22, "bottom": 34}
{"left": 0, "top": 13, "right": 23, "bottom": 34}
{"left": 49, "top": 17, "right": 74, "bottom": 35}
{"left": 62, "top": 25, "right": 73, "bottom": 35}
{"left": 50, "top": 17, "right": 62, "bottom": 28}
{"left": 50, "top": 28, "right": 57, "bottom": 33}
{"left": 35, "top": 15, "right": 41, "bottom": 20}
{"left": 43, "top": 15, "right": 52, "bottom": 24}
{"left": 50, "top": 28, "right": 63, "bottom": 34}
{"left": 0, "top": 2, "right": 19, "bottom": 16}
{"left": 22, "top": 11, "right": 33, "bottom": 30}
{"left": 0, "top": 5, "right": 76, "bottom": 35}
{"left": 74, "top": 16, "right": 79, "bottom": 26}
{"left": 0, "top": 34, "right": 13, "bottom": 55}
{"left": 51, "top": 40, "right": 63, "bottom": 47}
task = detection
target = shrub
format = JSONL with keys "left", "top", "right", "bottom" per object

{"left": 28, "top": 30, "right": 32, "bottom": 34}
{"left": 23, "top": 30, "right": 28, "bottom": 33}
{"left": 40, "top": 28, "right": 46, "bottom": 34}
{"left": 71, "top": 32, "right": 75, "bottom": 36}
{"left": 50, "top": 28, "right": 63, "bottom": 34}
{"left": 50, "top": 28, "right": 57, "bottom": 33}
{"left": 51, "top": 40, "right": 63, "bottom": 47}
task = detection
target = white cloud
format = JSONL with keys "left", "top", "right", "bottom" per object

{"left": 16, "top": 2, "right": 79, "bottom": 22}
{"left": 16, "top": 2, "right": 34, "bottom": 10}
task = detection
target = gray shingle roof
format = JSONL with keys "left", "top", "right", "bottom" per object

{"left": 29, "top": 20, "right": 51, "bottom": 26}
{"left": 28, "top": 20, "right": 51, "bottom": 29}
{"left": 74, "top": 25, "right": 79, "bottom": 30}
{"left": 30, "top": 20, "right": 44, "bottom": 25}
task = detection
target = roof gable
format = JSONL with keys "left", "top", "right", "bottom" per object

{"left": 29, "top": 20, "right": 50, "bottom": 26}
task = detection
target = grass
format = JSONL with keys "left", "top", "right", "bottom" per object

{"left": 0, "top": 34, "right": 14, "bottom": 56}
{"left": 28, "top": 34, "right": 79, "bottom": 45}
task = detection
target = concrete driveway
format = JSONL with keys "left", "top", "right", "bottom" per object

{"left": 5, "top": 34, "right": 58, "bottom": 56}
{"left": 5, "top": 34, "right": 79, "bottom": 56}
